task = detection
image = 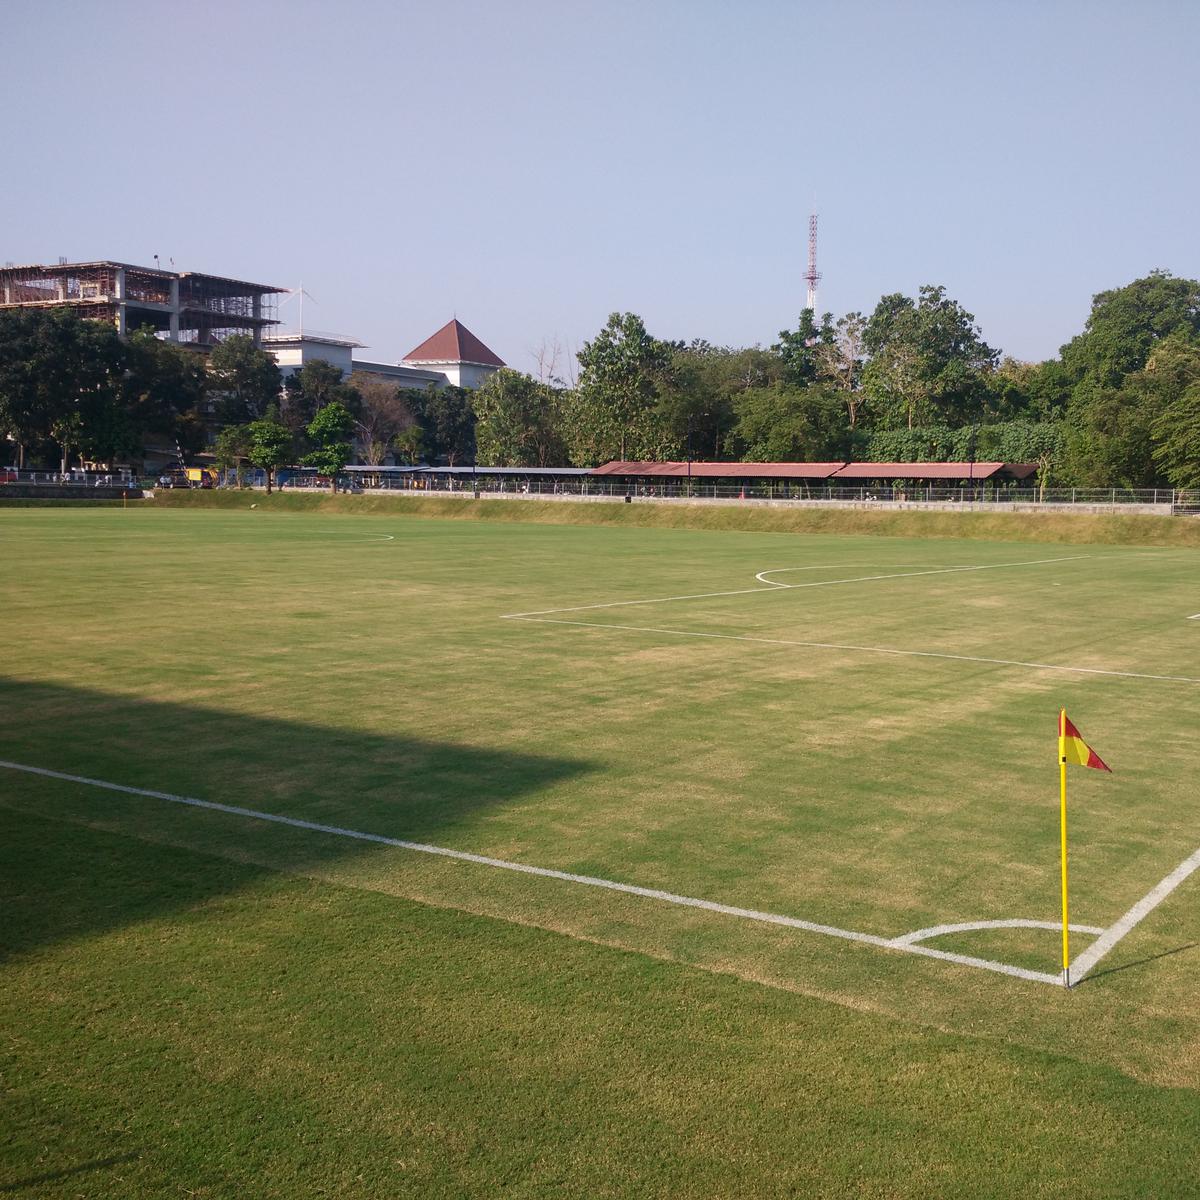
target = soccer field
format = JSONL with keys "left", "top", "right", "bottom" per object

{"left": 2, "top": 506, "right": 1198, "bottom": 1196}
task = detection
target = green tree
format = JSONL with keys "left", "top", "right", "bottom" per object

{"left": 861, "top": 340, "right": 929, "bottom": 431}
{"left": 118, "top": 329, "right": 209, "bottom": 465}
{"left": 245, "top": 413, "right": 292, "bottom": 494}
{"left": 1151, "top": 383, "right": 1200, "bottom": 489}
{"left": 392, "top": 424, "right": 423, "bottom": 465}
{"left": 731, "top": 383, "right": 851, "bottom": 462}
{"left": 1063, "top": 332, "right": 1200, "bottom": 488}
{"left": 1060, "top": 271, "right": 1200, "bottom": 392}
{"left": 406, "top": 385, "right": 476, "bottom": 466}
{"left": 302, "top": 402, "right": 355, "bottom": 492}
{"left": 209, "top": 335, "right": 282, "bottom": 424}
{"left": 775, "top": 309, "right": 835, "bottom": 386}
{"left": 282, "top": 359, "right": 359, "bottom": 435}
{"left": 570, "top": 312, "right": 674, "bottom": 464}
{"left": 815, "top": 312, "right": 868, "bottom": 428}
{"left": 865, "top": 424, "right": 959, "bottom": 463}
{"left": 348, "top": 372, "right": 415, "bottom": 466}
{"left": 0, "top": 308, "right": 123, "bottom": 469}
{"left": 862, "top": 286, "right": 999, "bottom": 429}
{"left": 58, "top": 317, "right": 126, "bottom": 470}
{"left": 214, "top": 424, "right": 252, "bottom": 487}
{"left": 474, "top": 369, "right": 568, "bottom": 467}
{"left": 653, "top": 342, "right": 776, "bottom": 462}
{"left": 864, "top": 419, "right": 1065, "bottom": 486}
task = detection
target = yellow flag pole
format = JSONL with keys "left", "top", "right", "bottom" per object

{"left": 1059, "top": 708, "right": 1070, "bottom": 989}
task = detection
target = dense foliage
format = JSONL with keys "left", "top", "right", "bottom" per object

{"left": 3, "top": 271, "right": 1199, "bottom": 486}
{"left": 475, "top": 273, "right": 1200, "bottom": 486}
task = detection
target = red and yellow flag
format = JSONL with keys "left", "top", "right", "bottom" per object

{"left": 1058, "top": 711, "right": 1111, "bottom": 772}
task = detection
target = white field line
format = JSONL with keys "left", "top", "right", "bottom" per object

{"left": 1068, "top": 842, "right": 1200, "bottom": 981}
{"left": 0, "top": 757, "right": 1060, "bottom": 987}
{"left": 509, "top": 616, "right": 1200, "bottom": 684}
{"left": 1189, "top": 614, "right": 1200, "bottom": 620}
{"left": 754, "top": 565, "right": 851, "bottom": 587}
{"left": 894, "top": 918, "right": 1105, "bottom": 946}
{"left": 502, "top": 555, "right": 1098, "bottom": 619}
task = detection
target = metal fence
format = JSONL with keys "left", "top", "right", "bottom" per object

{"left": 0, "top": 469, "right": 138, "bottom": 488}
{"left": 5, "top": 467, "right": 1196, "bottom": 509}
{"left": 271, "top": 474, "right": 1194, "bottom": 507}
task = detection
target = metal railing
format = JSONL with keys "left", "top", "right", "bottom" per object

{"left": 267, "top": 475, "right": 1191, "bottom": 507}
{"left": 7, "top": 467, "right": 1191, "bottom": 509}
{"left": 0, "top": 468, "right": 137, "bottom": 488}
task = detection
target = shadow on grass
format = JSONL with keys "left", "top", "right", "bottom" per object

{"left": 0, "top": 676, "right": 593, "bottom": 959}
{"left": 1077, "top": 942, "right": 1199, "bottom": 986}
{"left": 0, "top": 1154, "right": 140, "bottom": 1194}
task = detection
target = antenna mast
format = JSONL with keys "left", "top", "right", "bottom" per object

{"left": 805, "top": 213, "right": 821, "bottom": 313}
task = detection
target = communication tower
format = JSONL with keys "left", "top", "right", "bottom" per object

{"left": 805, "top": 213, "right": 821, "bottom": 312}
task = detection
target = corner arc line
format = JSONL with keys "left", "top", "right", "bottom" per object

{"left": 892, "top": 917, "right": 1105, "bottom": 947}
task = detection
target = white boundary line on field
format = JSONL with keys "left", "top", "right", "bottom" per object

{"left": 0, "top": 757, "right": 1066, "bottom": 987}
{"left": 502, "top": 555, "right": 1097, "bottom": 619}
{"left": 894, "top": 917, "right": 1105, "bottom": 946}
{"left": 506, "top": 616, "right": 1200, "bottom": 684}
{"left": 1067, "top": 844, "right": 1200, "bottom": 980}
{"left": 501, "top": 553, "right": 1200, "bottom": 683}
{"left": 754, "top": 565, "right": 849, "bottom": 587}
{"left": 7, "top": 756, "right": 1196, "bottom": 986}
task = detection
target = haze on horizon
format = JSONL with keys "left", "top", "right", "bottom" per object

{"left": 3, "top": 0, "right": 1196, "bottom": 374}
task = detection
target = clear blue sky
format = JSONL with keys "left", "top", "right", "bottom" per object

{"left": 4, "top": 0, "right": 1197, "bottom": 374}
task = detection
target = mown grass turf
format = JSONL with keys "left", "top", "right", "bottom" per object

{"left": 2, "top": 506, "right": 1198, "bottom": 1195}
{"left": 4, "top": 808, "right": 1199, "bottom": 1199}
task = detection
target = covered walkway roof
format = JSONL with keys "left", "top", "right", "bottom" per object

{"left": 591, "top": 461, "right": 845, "bottom": 479}
{"left": 833, "top": 461, "right": 1036, "bottom": 481}
{"left": 591, "top": 461, "right": 1038, "bottom": 481}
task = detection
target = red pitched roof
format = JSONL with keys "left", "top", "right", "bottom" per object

{"left": 402, "top": 319, "right": 504, "bottom": 367}
{"left": 833, "top": 462, "right": 1010, "bottom": 480}
{"left": 591, "top": 461, "right": 845, "bottom": 479}
{"left": 591, "top": 460, "right": 1039, "bottom": 481}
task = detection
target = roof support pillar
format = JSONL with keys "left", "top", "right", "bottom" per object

{"left": 114, "top": 267, "right": 127, "bottom": 335}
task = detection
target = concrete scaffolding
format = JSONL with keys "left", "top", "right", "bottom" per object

{"left": 0, "top": 260, "right": 283, "bottom": 345}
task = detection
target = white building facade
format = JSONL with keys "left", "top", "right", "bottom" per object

{"left": 264, "top": 318, "right": 504, "bottom": 391}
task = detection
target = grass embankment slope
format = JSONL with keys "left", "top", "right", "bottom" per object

{"left": 2, "top": 507, "right": 1198, "bottom": 1196}
{"left": 151, "top": 485, "right": 1200, "bottom": 548}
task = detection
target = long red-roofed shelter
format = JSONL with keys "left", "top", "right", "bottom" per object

{"left": 832, "top": 462, "right": 1036, "bottom": 481}
{"left": 591, "top": 461, "right": 845, "bottom": 479}
{"left": 590, "top": 461, "right": 1037, "bottom": 481}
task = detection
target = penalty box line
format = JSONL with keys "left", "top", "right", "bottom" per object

{"left": 508, "top": 616, "right": 1200, "bottom": 685}
{"left": 1, "top": 757, "right": 1061, "bottom": 988}
{"left": 501, "top": 551, "right": 1200, "bottom": 684}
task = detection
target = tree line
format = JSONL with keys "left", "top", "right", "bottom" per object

{"left": 470, "top": 270, "right": 1198, "bottom": 489}
{"left": 0, "top": 315, "right": 424, "bottom": 492}
{"left": 3, "top": 270, "right": 1199, "bottom": 489}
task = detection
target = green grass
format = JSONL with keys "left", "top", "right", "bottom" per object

{"left": 2, "top": 506, "right": 1199, "bottom": 1196}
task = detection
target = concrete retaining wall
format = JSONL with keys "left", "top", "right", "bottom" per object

{"left": 356, "top": 488, "right": 1175, "bottom": 518}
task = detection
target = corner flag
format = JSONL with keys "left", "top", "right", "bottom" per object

{"left": 1057, "top": 708, "right": 1112, "bottom": 989}
{"left": 1059, "top": 711, "right": 1112, "bottom": 773}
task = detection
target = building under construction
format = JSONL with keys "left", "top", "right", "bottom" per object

{"left": 0, "top": 260, "right": 283, "bottom": 345}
